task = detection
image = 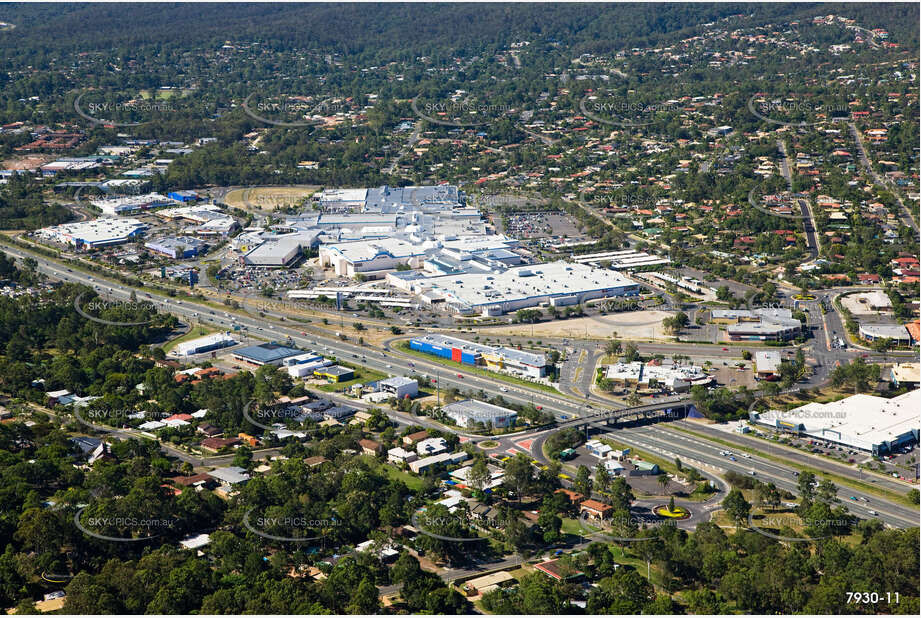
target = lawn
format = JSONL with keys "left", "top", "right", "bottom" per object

{"left": 379, "top": 463, "right": 425, "bottom": 491}
{"left": 162, "top": 324, "right": 219, "bottom": 353}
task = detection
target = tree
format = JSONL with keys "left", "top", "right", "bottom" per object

{"left": 504, "top": 453, "right": 533, "bottom": 503}
{"left": 798, "top": 470, "right": 817, "bottom": 502}
{"left": 537, "top": 509, "right": 563, "bottom": 544}
{"left": 816, "top": 478, "right": 837, "bottom": 504}
{"left": 467, "top": 457, "right": 490, "bottom": 496}
{"left": 657, "top": 473, "right": 670, "bottom": 495}
{"left": 574, "top": 464, "right": 593, "bottom": 498}
{"left": 594, "top": 462, "right": 612, "bottom": 496}
{"left": 622, "top": 343, "right": 640, "bottom": 362}
{"left": 604, "top": 337, "right": 622, "bottom": 357}
{"left": 722, "top": 488, "right": 751, "bottom": 527}
{"left": 346, "top": 577, "right": 379, "bottom": 614}
{"left": 588, "top": 565, "right": 656, "bottom": 613}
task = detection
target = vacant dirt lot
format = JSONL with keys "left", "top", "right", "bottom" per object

{"left": 479, "top": 310, "right": 676, "bottom": 341}
{"left": 224, "top": 186, "right": 319, "bottom": 211}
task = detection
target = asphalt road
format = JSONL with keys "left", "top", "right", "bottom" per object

{"left": 2, "top": 242, "right": 917, "bottom": 531}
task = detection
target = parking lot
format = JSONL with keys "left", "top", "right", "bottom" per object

{"left": 757, "top": 429, "right": 919, "bottom": 481}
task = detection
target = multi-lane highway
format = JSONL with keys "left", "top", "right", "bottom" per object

{"left": 2, "top": 240, "right": 917, "bottom": 531}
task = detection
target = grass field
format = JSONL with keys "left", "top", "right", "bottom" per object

{"left": 224, "top": 186, "right": 319, "bottom": 211}
{"left": 380, "top": 463, "right": 425, "bottom": 491}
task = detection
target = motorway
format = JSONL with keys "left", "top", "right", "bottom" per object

{"left": 2, "top": 240, "right": 917, "bottom": 531}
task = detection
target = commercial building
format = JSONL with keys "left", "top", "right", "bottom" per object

{"left": 145, "top": 236, "right": 207, "bottom": 259}
{"left": 409, "top": 334, "right": 548, "bottom": 378}
{"left": 483, "top": 347, "right": 548, "bottom": 379}
{"left": 890, "top": 363, "right": 920, "bottom": 388}
{"left": 443, "top": 399, "right": 518, "bottom": 429}
{"left": 242, "top": 235, "right": 307, "bottom": 267}
{"left": 91, "top": 192, "right": 174, "bottom": 215}
{"left": 859, "top": 323, "right": 912, "bottom": 345}
{"left": 156, "top": 203, "right": 239, "bottom": 237}
{"left": 410, "top": 334, "right": 493, "bottom": 365}
{"left": 585, "top": 440, "right": 613, "bottom": 458}
{"left": 231, "top": 342, "right": 304, "bottom": 367}
{"left": 378, "top": 376, "right": 418, "bottom": 398}
{"left": 722, "top": 309, "right": 802, "bottom": 342}
{"left": 727, "top": 321, "right": 802, "bottom": 341}
{"left": 167, "top": 190, "right": 199, "bottom": 202}
{"left": 313, "top": 365, "right": 355, "bottom": 383}
{"left": 425, "top": 262, "right": 640, "bottom": 316}
{"left": 603, "top": 361, "right": 711, "bottom": 392}
{"left": 754, "top": 350, "right": 782, "bottom": 377}
{"left": 35, "top": 217, "right": 148, "bottom": 250}
{"left": 319, "top": 238, "right": 426, "bottom": 277}
{"left": 283, "top": 353, "right": 333, "bottom": 378}
{"left": 175, "top": 332, "right": 237, "bottom": 357}
{"left": 749, "top": 389, "right": 920, "bottom": 454}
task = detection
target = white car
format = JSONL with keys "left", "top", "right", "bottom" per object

{"left": 499, "top": 386, "right": 508, "bottom": 392}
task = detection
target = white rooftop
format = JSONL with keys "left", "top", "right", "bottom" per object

{"left": 37, "top": 217, "right": 147, "bottom": 244}
{"left": 755, "top": 389, "right": 920, "bottom": 452}
{"left": 429, "top": 261, "right": 636, "bottom": 308}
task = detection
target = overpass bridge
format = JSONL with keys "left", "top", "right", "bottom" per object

{"left": 558, "top": 397, "right": 695, "bottom": 431}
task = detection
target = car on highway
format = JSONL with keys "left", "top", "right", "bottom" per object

{"left": 535, "top": 405, "right": 542, "bottom": 410}
{"left": 721, "top": 347, "right": 728, "bottom": 351}
{"left": 729, "top": 456, "right": 736, "bottom": 461}
{"left": 868, "top": 510, "right": 878, "bottom": 516}
{"left": 792, "top": 471, "right": 799, "bottom": 476}
{"left": 456, "top": 373, "right": 463, "bottom": 378}
{"left": 749, "top": 470, "right": 757, "bottom": 475}
{"left": 499, "top": 386, "right": 508, "bottom": 392}
{"left": 386, "top": 364, "right": 392, "bottom": 368}
{"left": 849, "top": 496, "right": 858, "bottom": 501}
{"left": 408, "top": 362, "right": 414, "bottom": 367}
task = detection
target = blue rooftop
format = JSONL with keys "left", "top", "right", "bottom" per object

{"left": 233, "top": 342, "right": 303, "bottom": 363}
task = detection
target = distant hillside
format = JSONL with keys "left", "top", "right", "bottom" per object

{"left": 0, "top": 3, "right": 914, "bottom": 67}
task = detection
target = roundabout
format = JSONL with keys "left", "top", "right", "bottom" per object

{"left": 653, "top": 503, "right": 691, "bottom": 520}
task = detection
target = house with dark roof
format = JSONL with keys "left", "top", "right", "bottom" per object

{"left": 200, "top": 436, "right": 241, "bottom": 453}
{"left": 534, "top": 558, "right": 585, "bottom": 582}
